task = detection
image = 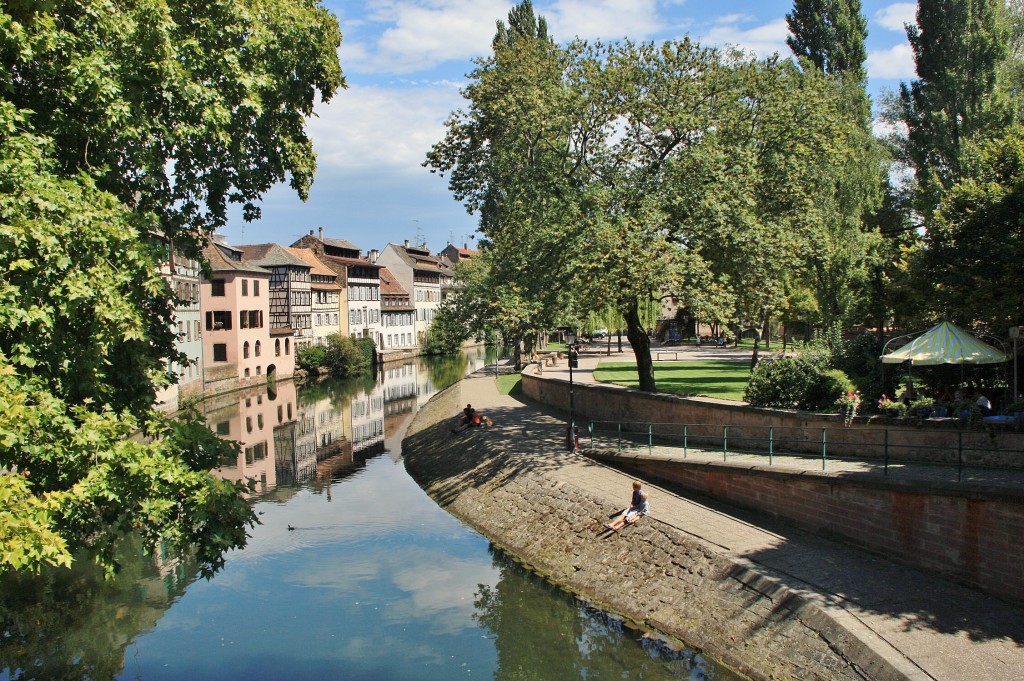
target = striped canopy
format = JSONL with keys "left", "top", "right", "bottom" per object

{"left": 881, "top": 321, "right": 1008, "bottom": 366}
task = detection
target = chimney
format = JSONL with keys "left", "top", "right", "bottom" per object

{"left": 404, "top": 239, "right": 410, "bottom": 248}
{"left": 463, "top": 242, "right": 468, "bottom": 250}
{"left": 369, "top": 249, "right": 379, "bottom": 264}
{"left": 309, "top": 229, "right": 314, "bottom": 235}
{"left": 319, "top": 226, "right": 324, "bottom": 241}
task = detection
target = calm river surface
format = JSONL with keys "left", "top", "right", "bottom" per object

{"left": 0, "top": 351, "right": 738, "bottom": 681}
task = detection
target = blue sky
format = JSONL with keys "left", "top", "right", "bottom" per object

{"left": 222, "top": 0, "right": 919, "bottom": 253}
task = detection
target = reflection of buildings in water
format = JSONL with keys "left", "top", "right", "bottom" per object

{"left": 208, "top": 380, "right": 298, "bottom": 496}
{"left": 350, "top": 386, "right": 385, "bottom": 454}
{"left": 380, "top": 362, "right": 420, "bottom": 461}
{"left": 274, "top": 389, "right": 352, "bottom": 488}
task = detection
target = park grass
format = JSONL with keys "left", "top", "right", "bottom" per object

{"left": 593, "top": 360, "right": 750, "bottom": 401}
{"left": 496, "top": 373, "right": 522, "bottom": 395}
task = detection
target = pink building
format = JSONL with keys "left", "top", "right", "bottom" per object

{"left": 201, "top": 239, "right": 295, "bottom": 395}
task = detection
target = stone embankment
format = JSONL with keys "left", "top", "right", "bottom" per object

{"left": 402, "top": 380, "right": 901, "bottom": 681}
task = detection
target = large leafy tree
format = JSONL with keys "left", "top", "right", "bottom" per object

{"left": 786, "top": 0, "right": 883, "bottom": 330}
{"left": 893, "top": 0, "right": 1011, "bottom": 216}
{"left": 924, "top": 127, "right": 1024, "bottom": 333}
{"left": 0, "top": 1, "right": 344, "bottom": 574}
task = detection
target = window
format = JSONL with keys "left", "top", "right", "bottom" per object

{"left": 255, "top": 340, "right": 261, "bottom": 357}
{"left": 243, "top": 341, "right": 250, "bottom": 359}
{"left": 213, "top": 343, "right": 227, "bottom": 362}
{"left": 206, "top": 311, "right": 232, "bottom": 331}
{"left": 216, "top": 421, "right": 230, "bottom": 435}
{"left": 275, "top": 339, "right": 281, "bottom": 356}
{"left": 285, "top": 338, "right": 290, "bottom": 355}
{"left": 254, "top": 280, "right": 260, "bottom": 296}
{"left": 242, "top": 279, "right": 248, "bottom": 296}
{"left": 211, "top": 279, "right": 225, "bottom": 296}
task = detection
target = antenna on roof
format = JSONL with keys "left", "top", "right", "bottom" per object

{"left": 415, "top": 223, "right": 426, "bottom": 248}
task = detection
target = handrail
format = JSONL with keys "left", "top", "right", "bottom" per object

{"left": 584, "top": 420, "right": 1024, "bottom": 482}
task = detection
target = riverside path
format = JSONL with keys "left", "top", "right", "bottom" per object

{"left": 444, "top": 341, "right": 1024, "bottom": 681}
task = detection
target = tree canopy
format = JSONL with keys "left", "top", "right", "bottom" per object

{"left": 0, "top": 0, "right": 344, "bottom": 574}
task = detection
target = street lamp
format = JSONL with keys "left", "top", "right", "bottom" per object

{"left": 567, "top": 331, "right": 579, "bottom": 451}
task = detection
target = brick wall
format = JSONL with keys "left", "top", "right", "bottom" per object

{"left": 525, "top": 374, "right": 1024, "bottom": 605}
{"left": 523, "top": 374, "right": 1024, "bottom": 467}
{"left": 589, "top": 454, "right": 1024, "bottom": 605}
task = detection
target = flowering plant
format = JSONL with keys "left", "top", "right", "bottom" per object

{"left": 877, "top": 394, "right": 907, "bottom": 418}
{"left": 835, "top": 391, "right": 862, "bottom": 426}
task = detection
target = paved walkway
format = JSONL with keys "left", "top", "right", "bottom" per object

{"left": 455, "top": 343, "right": 1024, "bottom": 681}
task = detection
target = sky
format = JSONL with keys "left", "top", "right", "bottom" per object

{"left": 221, "top": 0, "right": 920, "bottom": 254}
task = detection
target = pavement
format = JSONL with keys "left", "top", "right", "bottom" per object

{"left": 454, "top": 341, "right": 1024, "bottom": 681}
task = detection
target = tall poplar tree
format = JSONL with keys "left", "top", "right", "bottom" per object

{"left": 895, "top": 0, "right": 1011, "bottom": 215}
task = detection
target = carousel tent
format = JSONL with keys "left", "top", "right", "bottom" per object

{"left": 881, "top": 321, "right": 1007, "bottom": 366}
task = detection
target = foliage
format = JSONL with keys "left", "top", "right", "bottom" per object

{"left": 805, "top": 368, "right": 855, "bottom": 411}
{"left": 1, "top": 0, "right": 345, "bottom": 253}
{"left": 743, "top": 356, "right": 851, "bottom": 411}
{"left": 323, "top": 334, "right": 373, "bottom": 378}
{"left": 296, "top": 344, "right": 327, "bottom": 373}
{"left": 877, "top": 394, "right": 908, "bottom": 418}
{"left": 835, "top": 390, "right": 862, "bottom": 426}
{"left": 889, "top": 0, "right": 1012, "bottom": 216}
{"left": 922, "top": 127, "right": 1024, "bottom": 333}
{"left": 422, "top": 301, "right": 470, "bottom": 355}
{"left": 0, "top": 0, "right": 344, "bottom": 574}
{"left": 787, "top": 0, "right": 868, "bottom": 81}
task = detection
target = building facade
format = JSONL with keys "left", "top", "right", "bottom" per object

{"left": 378, "top": 266, "right": 416, "bottom": 353}
{"left": 292, "top": 230, "right": 383, "bottom": 351}
{"left": 377, "top": 241, "right": 446, "bottom": 346}
{"left": 237, "top": 244, "right": 314, "bottom": 350}
{"left": 200, "top": 240, "right": 295, "bottom": 394}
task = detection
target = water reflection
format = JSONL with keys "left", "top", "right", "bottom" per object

{"left": 0, "top": 348, "right": 735, "bottom": 681}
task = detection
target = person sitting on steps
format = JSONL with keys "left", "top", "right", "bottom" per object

{"left": 605, "top": 491, "right": 649, "bottom": 531}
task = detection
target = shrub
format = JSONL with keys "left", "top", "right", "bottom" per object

{"left": 296, "top": 345, "right": 326, "bottom": 372}
{"left": 323, "top": 334, "right": 373, "bottom": 377}
{"left": 744, "top": 356, "right": 853, "bottom": 411}
{"left": 804, "top": 368, "right": 855, "bottom": 411}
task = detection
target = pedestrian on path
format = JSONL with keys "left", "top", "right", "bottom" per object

{"left": 605, "top": 491, "right": 649, "bottom": 531}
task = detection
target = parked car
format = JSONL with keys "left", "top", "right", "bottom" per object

{"left": 592, "top": 328, "right": 609, "bottom": 338}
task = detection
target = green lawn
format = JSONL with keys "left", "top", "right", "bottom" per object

{"left": 496, "top": 373, "right": 522, "bottom": 395}
{"left": 593, "top": 360, "right": 750, "bottom": 401}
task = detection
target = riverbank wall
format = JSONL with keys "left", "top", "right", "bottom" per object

{"left": 522, "top": 374, "right": 1024, "bottom": 606}
{"left": 402, "top": 382, "right": 905, "bottom": 681}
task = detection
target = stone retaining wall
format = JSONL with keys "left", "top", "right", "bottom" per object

{"left": 592, "top": 453, "right": 1024, "bottom": 606}
{"left": 523, "top": 374, "right": 1024, "bottom": 468}
{"left": 402, "top": 384, "right": 905, "bottom": 681}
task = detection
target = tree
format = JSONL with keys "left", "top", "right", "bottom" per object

{"left": 2, "top": 0, "right": 344, "bottom": 253}
{"left": 893, "top": 0, "right": 1011, "bottom": 215}
{"left": 787, "top": 0, "right": 868, "bottom": 82}
{"left": 0, "top": 1, "right": 344, "bottom": 574}
{"left": 923, "top": 127, "right": 1024, "bottom": 333}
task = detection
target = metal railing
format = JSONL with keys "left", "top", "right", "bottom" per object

{"left": 584, "top": 420, "right": 1024, "bottom": 483}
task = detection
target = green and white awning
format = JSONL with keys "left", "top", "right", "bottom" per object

{"left": 881, "top": 321, "right": 1007, "bottom": 366}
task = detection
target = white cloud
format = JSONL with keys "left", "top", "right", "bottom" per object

{"left": 347, "top": 0, "right": 508, "bottom": 74}
{"left": 700, "top": 17, "right": 790, "bottom": 59}
{"left": 308, "top": 82, "right": 466, "bottom": 172}
{"left": 545, "top": 0, "right": 663, "bottom": 41}
{"left": 874, "top": 3, "right": 917, "bottom": 32}
{"left": 867, "top": 42, "right": 915, "bottom": 80}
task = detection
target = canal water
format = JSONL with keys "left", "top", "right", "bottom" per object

{"left": 0, "top": 351, "right": 738, "bottom": 681}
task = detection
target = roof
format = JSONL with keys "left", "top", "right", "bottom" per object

{"left": 378, "top": 267, "right": 409, "bottom": 296}
{"left": 318, "top": 253, "right": 383, "bottom": 271}
{"left": 387, "top": 242, "right": 443, "bottom": 273}
{"left": 236, "top": 244, "right": 311, "bottom": 269}
{"left": 284, "top": 246, "right": 341, "bottom": 279}
{"left": 203, "top": 242, "right": 271, "bottom": 276}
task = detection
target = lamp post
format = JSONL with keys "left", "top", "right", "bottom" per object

{"left": 567, "top": 332, "right": 578, "bottom": 451}
{"left": 1011, "top": 326, "right": 1021, "bottom": 401}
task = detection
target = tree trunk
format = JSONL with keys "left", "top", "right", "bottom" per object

{"left": 749, "top": 306, "right": 767, "bottom": 371}
{"left": 761, "top": 315, "right": 771, "bottom": 350}
{"left": 625, "top": 299, "right": 656, "bottom": 392}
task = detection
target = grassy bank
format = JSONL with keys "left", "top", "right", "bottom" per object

{"left": 593, "top": 360, "right": 750, "bottom": 401}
